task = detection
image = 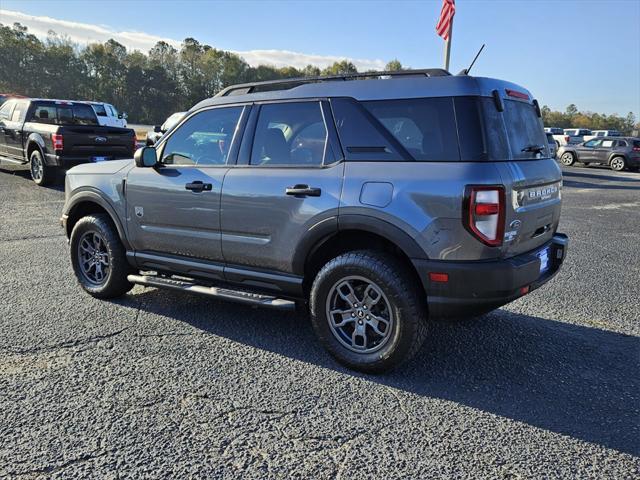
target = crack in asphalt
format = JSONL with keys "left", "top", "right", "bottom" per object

{"left": 2, "top": 327, "right": 130, "bottom": 355}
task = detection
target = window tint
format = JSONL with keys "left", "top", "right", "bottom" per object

{"left": 617, "top": 140, "right": 628, "bottom": 147}
{"left": 503, "top": 100, "right": 548, "bottom": 159}
{"left": 363, "top": 98, "right": 460, "bottom": 161}
{"left": 251, "top": 102, "right": 327, "bottom": 166}
{"left": 0, "top": 101, "right": 15, "bottom": 120}
{"left": 161, "top": 106, "right": 243, "bottom": 166}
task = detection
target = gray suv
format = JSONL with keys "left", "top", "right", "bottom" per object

{"left": 61, "top": 70, "right": 568, "bottom": 372}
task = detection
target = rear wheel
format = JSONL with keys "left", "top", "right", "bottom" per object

{"left": 70, "top": 214, "right": 134, "bottom": 298}
{"left": 560, "top": 152, "right": 575, "bottom": 166}
{"left": 29, "top": 150, "right": 54, "bottom": 186}
{"left": 309, "top": 250, "right": 427, "bottom": 373}
{"left": 610, "top": 156, "right": 626, "bottom": 172}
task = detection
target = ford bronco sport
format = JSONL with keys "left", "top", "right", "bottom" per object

{"left": 61, "top": 69, "right": 568, "bottom": 373}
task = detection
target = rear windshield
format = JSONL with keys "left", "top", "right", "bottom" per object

{"left": 30, "top": 102, "right": 99, "bottom": 126}
{"left": 502, "top": 99, "right": 548, "bottom": 160}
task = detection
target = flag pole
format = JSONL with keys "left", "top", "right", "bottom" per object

{"left": 443, "top": 19, "right": 453, "bottom": 71}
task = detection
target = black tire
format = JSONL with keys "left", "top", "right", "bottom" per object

{"left": 309, "top": 250, "right": 427, "bottom": 373}
{"left": 29, "top": 149, "right": 54, "bottom": 186}
{"left": 559, "top": 151, "right": 575, "bottom": 166}
{"left": 609, "top": 156, "right": 626, "bottom": 172}
{"left": 70, "top": 214, "right": 134, "bottom": 299}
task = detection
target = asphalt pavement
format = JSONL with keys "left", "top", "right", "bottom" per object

{"left": 0, "top": 162, "right": 638, "bottom": 478}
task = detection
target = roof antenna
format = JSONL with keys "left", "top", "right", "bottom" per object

{"left": 457, "top": 44, "right": 485, "bottom": 76}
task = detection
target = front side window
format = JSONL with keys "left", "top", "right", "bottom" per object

{"left": 93, "top": 104, "right": 107, "bottom": 117}
{"left": 583, "top": 139, "right": 601, "bottom": 148}
{"left": 250, "top": 102, "right": 327, "bottom": 166}
{"left": 161, "top": 106, "right": 243, "bottom": 166}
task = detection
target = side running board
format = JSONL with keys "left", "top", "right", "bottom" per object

{"left": 127, "top": 274, "right": 296, "bottom": 310}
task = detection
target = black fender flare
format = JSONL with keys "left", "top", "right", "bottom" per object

{"left": 291, "top": 214, "right": 427, "bottom": 275}
{"left": 63, "top": 189, "right": 131, "bottom": 250}
{"left": 25, "top": 133, "right": 46, "bottom": 163}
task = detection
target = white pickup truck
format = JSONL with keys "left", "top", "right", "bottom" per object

{"left": 85, "top": 101, "right": 128, "bottom": 128}
{"left": 544, "top": 127, "right": 590, "bottom": 148}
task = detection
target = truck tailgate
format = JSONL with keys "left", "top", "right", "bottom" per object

{"left": 58, "top": 126, "right": 135, "bottom": 159}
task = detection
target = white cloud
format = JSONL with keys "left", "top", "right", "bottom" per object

{"left": 0, "top": 9, "right": 385, "bottom": 70}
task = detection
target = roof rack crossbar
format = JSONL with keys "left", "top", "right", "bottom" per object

{"left": 216, "top": 68, "right": 451, "bottom": 97}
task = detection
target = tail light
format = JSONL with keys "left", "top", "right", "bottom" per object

{"left": 564, "top": 136, "right": 570, "bottom": 143}
{"left": 51, "top": 133, "right": 63, "bottom": 151}
{"left": 464, "top": 185, "right": 505, "bottom": 247}
{"left": 633, "top": 147, "right": 640, "bottom": 152}
{"left": 132, "top": 134, "right": 138, "bottom": 153}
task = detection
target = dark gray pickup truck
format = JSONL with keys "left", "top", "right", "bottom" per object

{"left": 0, "top": 98, "right": 136, "bottom": 185}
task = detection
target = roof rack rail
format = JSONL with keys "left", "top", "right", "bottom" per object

{"left": 216, "top": 68, "right": 451, "bottom": 97}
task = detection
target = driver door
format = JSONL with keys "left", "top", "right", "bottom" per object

{"left": 579, "top": 139, "right": 601, "bottom": 162}
{"left": 125, "top": 105, "right": 248, "bottom": 265}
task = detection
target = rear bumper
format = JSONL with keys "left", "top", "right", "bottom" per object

{"left": 627, "top": 156, "right": 640, "bottom": 167}
{"left": 412, "top": 233, "right": 569, "bottom": 319}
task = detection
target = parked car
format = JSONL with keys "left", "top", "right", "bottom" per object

{"left": 558, "top": 137, "right": 640, "bottom": 171}
{"left": 61, "top": 70, "right": 568, "bottom": 372}
{"left": 0, "top": 98, "right": 136, "bottom": 185}
{"left": 563, "top": 128, "right": 591, "bottom": 144}
{"left": 85, "top": 101, "right": 128, "bottom": 128}
{"left": 146, "top": 112, "right": 186, "bottom": 145}
{"left": 583, "top": 129, "right": 621, "bottom": 142}
{"left": 546, "top": 132, "right": 557, "bottom": 157}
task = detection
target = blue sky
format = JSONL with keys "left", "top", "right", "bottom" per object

{"left": 1, "top": 0, "right": 639, "bottom": 118}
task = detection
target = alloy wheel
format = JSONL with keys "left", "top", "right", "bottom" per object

{"left": 560, "top": 153, "right": 574, "bottom": 166}
{"left": 30, "top": 154, "right": 43, "bottom": 181}
{"left": 77, "top": 231, "right": 111, "bottom": 285}
{"left": 325, "top": 275, "right": 394, "bottom": 354}
{"left": 610, "top": 157, "right": 624, "bottom": 171}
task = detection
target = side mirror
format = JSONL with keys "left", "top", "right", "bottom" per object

{"left": 134, "top": 146, "right": 158, "bottom": 168}
{"left": 153, "top": 125, "right": 162, "bottom": 133}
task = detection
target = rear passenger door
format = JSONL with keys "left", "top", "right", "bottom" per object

{"left": 220, "top": 100, "right": 344, "bottom": 276}
{"left": 594, "top": 138, "right": 615, "bottom": 164}
{"left": 0, "top": 100, "right": 16, "bottom": 158}
{"left": 3, "top": 100, "right": 29, "bottom": 160}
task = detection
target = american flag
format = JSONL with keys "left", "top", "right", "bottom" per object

{"left": 436, "top": 0, "right": 456, "bottom": 41}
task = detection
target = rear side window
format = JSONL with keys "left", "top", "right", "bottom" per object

{"left": 250, "top": 102, "right": 327, "bottom": 166}
{"left": 71, "top": 104, "right": 99, "bottom": 125}
{"left": 502, "top": 100, "right": 548, "bottom": 159}
{"left": 362, "top": 98, "right": 460, "bottom": 161}
{"left": 32, "top": 105, "right": 57, "bottom": 124}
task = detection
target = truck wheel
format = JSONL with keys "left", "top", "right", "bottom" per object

{"left": 560, "top": 152, "right": 575, "bottom": 166}
{"left": 309, "top": 250, "right": 427, "bottom": 373}
{"left": 70, "top": 214, "right": 134, "bottom": 299}
{"left": 610, "top": 156, "right": 626, "bottom": 172}
{"left": 29, "top": 150, "right": 54, "bottom": 186}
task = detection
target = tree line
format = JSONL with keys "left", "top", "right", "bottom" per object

{"left": 1, "top": 22, "right": 637, "bottom": 132}
{"left": 0, "top": 22, "right": 402, "bottom": 124}
{"left": 542, "top": 104, "right": 638, "bottom": 134}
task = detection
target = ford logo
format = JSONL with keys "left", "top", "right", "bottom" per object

{"left": 95, "top": 136, "right": 107, "bottom": 143}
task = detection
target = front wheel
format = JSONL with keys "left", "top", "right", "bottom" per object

{"left": 610, "top": 156, "right": 626, "bottom": 171}
{"left": 70, "top": 214, "right": 134, "bottom": 299}
{"left": 29, "top": 150, "right": 54, "bottom": 186}
{"left": 560, "top": 152, "right": 575, "bottom": 166}
{"left": 309, "top": 251, "right": 427, "bottom": 373}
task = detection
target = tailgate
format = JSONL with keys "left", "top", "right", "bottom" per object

{"left": 58, "top": 126, "right": 135, "bottom": 158}
{"left": 495, "top": 158, "right": 563, "bottom": 258}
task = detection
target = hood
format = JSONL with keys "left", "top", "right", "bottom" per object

{"left": 67, "top": 159, "right": 133, "bottom": 175}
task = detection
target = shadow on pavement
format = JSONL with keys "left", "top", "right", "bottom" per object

{"left": 563, "top": 179, "right": 640, "bottom": 191}
{"left": 563, "top": 169, "right": 640, "bottom": 183}
{"left": 0, "top": 166, "right": 65, "bottom": 192}
{"left": 117, "top": 289, "right": 640, "bottom": 456}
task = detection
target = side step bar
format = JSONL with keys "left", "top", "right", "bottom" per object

{"left": 127, "top": 274, "right": 296, "bottom": 310}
